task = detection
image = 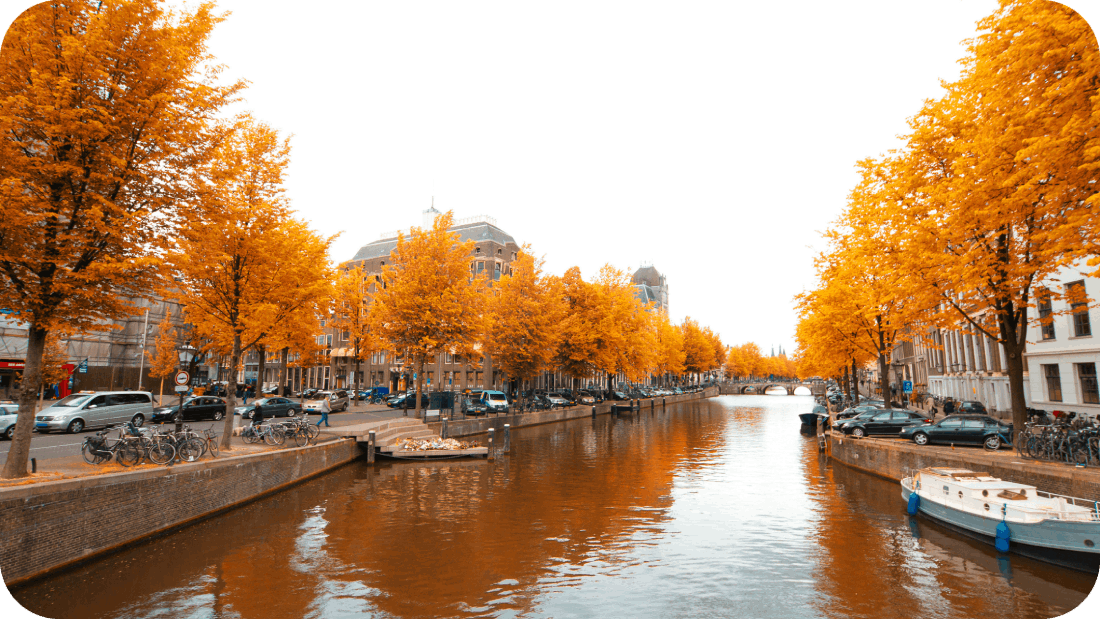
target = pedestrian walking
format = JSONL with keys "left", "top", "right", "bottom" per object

{"left": 944, "top": 398, "right": 955, "bottom": 415}
{"left": 316, "top": 396, "right": 331, "bottom": 427}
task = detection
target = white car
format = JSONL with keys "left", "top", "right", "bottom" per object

{"left": 1, "top": 403, "right": 19, "bottom": 440}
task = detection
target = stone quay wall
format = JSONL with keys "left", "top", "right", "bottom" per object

{"left": 826, "top": 432, "right": 1100, "bottom": 501}
{"left": 427, "top": 387, "right": 719, "bottom": 438}
{"left": 0, "top": 438, "right": 361, "bottom": 587}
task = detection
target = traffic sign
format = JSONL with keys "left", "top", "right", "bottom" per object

{"left": 174, "top": 385, "right": 189, "bottom": 393}
{"left": 902, "top": 380, "right": 913, "bottom": 394}
{"left": 76, "top": 359, "right": 88, "bottom": 373}
{"left": 174, "top": 370, "right": 190, "bottom": 386}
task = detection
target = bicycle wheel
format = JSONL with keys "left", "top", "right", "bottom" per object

{"left": 147, "top": 440, "right": 176, "bottom": 465}
{"left": 178, "top": 437, "right": 205, "bottom": 462}
{"left": 206, "top": 436, "right": 219, "bottom": 458}
{"left": 242, "top": 427, "right": 259, "bottom": 444}
{"left": 306, "top": 425, "right": 320, "bottom": 442}
{"left": 116, "top": 441, "right": 143, "bottom": 467}
{"left": 292, "top": 428, "right": 307, "bottom": 447}
{"left": 81, "top": 442, "right": 110, "bottom": 465}
{"left": 264, "top": 426, "right": 285, "bottom": 446}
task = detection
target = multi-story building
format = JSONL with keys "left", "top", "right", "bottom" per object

{"left": 926, "top": 311, "right": 1030, "bottom": 414}
{"left": 318, "top": 209, "right": 522, "bottom": 394}
{"left": 0, "top": 297, "right": 187, "bottom": 400}
{"left": 631, "top": 264, "right": 668, "bottom": 313}
{"left": 1024, "top": 261, "right": 1098, "bottom": 420}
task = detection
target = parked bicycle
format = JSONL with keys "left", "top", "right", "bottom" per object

{"left": 241, "top": 421, "right": 286, "bottom": 446}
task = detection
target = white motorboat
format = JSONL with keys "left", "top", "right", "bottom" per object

{"left": 901, "top": 467, "right": 1100, "bottom": 572}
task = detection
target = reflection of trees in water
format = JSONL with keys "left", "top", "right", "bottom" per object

{"left": 805, "top": 452, "right": 1092, "bottom": 619}
{"left": 315, "top": 401, "right": 730, "bottom": 618}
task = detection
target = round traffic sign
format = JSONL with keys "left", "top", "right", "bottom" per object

{"left": 174, "top": 370, "right": 190, "bottom": 386}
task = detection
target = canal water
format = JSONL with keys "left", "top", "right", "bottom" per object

{"left": 10, "top": 395, "right": 1098, "bottom": 619}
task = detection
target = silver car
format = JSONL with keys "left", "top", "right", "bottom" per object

{"left": 35, "top": 391, "right": 155, "bottom": 434}
{"left": 305, "top": 390, "right": 349, "bottom": 413}
{"left": 1, "top": 403, "right": 19, "bottom": 440}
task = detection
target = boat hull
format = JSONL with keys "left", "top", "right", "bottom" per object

{"left": 901, "top": 482, "right": 1100, "bottom": 573}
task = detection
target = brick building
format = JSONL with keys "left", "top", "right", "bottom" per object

{"left": 631, "top": 264, "right": 669, "bottom": 313}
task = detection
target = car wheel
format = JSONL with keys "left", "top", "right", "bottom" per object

{"left": 913, "top": 432, "right": 929, "bottom": 446}
{"left": 984, "top": 435, "right": 1002, "bottom": 450}
{"left": 212, "top": 410, "right": 224, "bottom": 421}
{"left": 67, "top": 419, "right": 85, "bottom": 434}
{"left": 851, "top": 427, "right": 866, "bottom": 438}
{"left": 131, "top": 414, "right": 144, "bottom": 427}
{"left": 246, "top": 411, "right": 254, "bottom": 419}
{"left": 3, "top": 425, "right": 13, "bottom": 440}
{"left": 287, "top": 408, "right": 296, "bottom": 417}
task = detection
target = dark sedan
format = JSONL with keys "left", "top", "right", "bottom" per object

{"left": 836, "top": 404, "right": 884, "bottom": 420}
{"left": 900, "top": 414, "right": 1013, "bottom": 450}
{"left": 832, "top": 409, "right": 886, "bottom": 432}
{"left": 843, "top": 410, "right": 932, "bottom": 438}
{"left": 235, "top": 397, "right": 303, "bottom": 419}
{"left": 957, "top": 401, "right": 988, "bottom": 414}
{"left": 152, "top": 396, "right": 229, "bottom": 423}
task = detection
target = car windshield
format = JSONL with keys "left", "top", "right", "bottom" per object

{"left": 253, "top": 398, "right": 276, "bottom": 406}
{"left": 489, "top": 394, "right": 506, "bottom": 401}
{"left": 54, "top": 394, "right": 91, "bottom": 407}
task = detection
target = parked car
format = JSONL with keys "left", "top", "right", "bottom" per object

{"left": 0, "top": 404, "right": 19, "bottom": 440}
{"left": 35, "top": 391, "right": 155, "bottom": 434}
{"left": 843, "top": 410, "right": 932, "bottom": 438}
{"left": 481, "top": 390, "right": 510, "bottom": 413}
{"left": 236, "top": 397, "right": 303, "bottom": 419}
{"left": 836, "top": 404, "right": 884, "bottom": 420}
{"left": 574, "top": 391, "right": 596, "bottom": 405}
{"left": 545, "top": 392, "right": 570, "bottom": 408}
{"left": 900, "top": 414, "right": 1014, "bottom": 450}
{"left": 832, "top": 409, "right": 888, "bottom": 432}
{"left": 607, "top": 390, "right": 630, "bottom": 401}
{"left": 463, "top": 394, "right": 488, "bottom": 416}
{"left": 387, "top": 392, "right": 429, "bottom": 409}
{"left": 152, "top": 396, "right": 229, "bottom": 423}
{"left": 957, "top": 401, "right": 988, "bottom": 415}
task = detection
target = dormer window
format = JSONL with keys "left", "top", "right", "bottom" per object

{"left": 476, "top": 247, "right": 481, "bottom": 254}
{"left": 497, "top": 248, "right": 502, "bottom": 255}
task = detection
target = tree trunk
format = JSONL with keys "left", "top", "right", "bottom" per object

{"left": 220, "top": 333, "right": 242, "bottom": 451}
{"left": 1, "top": 324, "right": 47, "bottom": 479}
{"left": 278, "top": 347, "right": 289, "bottom": 397}
{"left": 256, "top": 344, "right": 267, "bottom": 398}
{"left": 843, "top": 366, "right": 851, "bottom": 402}
{"left": 852, "top": 358, "right": 859, "bottom": 405}
{"left": 414, "top": 358, "right": 425, "bottom": 419}
{"left": 353, "top": 341, "right": 361, "bottom": 405}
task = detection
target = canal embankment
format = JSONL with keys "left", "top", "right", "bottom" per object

{"left": 0, "top": 437, "right": 360, "bottom": 587}
{"left": 426, "top": 386, "right": 719, "bottom": 438}
{"left": 826, "top": 431, "right": 1100, "bottom": 500}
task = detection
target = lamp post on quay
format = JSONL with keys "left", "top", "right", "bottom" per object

{"left": 174, "top": 344, "right": 197, "bottom": 434}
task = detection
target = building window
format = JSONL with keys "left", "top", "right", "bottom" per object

{"left": 1043, "top": 364, "right": 1062, "bottom": 402}
{"left": 495, "top": 262, "right": 501, "bottom": 279}
{"left": 1067, "top": 281, "right": 1091, "bottom": 337}
{"left": 477, "top": 261, "right": 484, "bottom": 273}
{"left": 1078, "top": 363, "right": 1099, "bottom": 404}
{"left": 342, "top": 330, "right": 350, "bottom": 341}
{"left": 326, "top": 334, "right": 332, "bottom": 347}
{"left": 497, "top": 248, "right": 502, "bottom": 255}
{"left": 512, "top": 252, "right": 517, "bottom": 261}
{"left": 1037, "top": 288, "right": 1055, "bottom": 340}
{"left": 319, "top": 320, "right": 326, "bottom": 328}
{"left": 476, "top": 247, "right": 481, "bottom": 254}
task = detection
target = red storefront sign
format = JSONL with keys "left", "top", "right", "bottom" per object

{"left": 0, "top": 361, "right": 25, "bottom": 370}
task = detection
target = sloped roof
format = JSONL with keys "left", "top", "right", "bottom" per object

{"left": 349, "top": 222, "right": 518, "bottom": 262}
{"left": 632, "top": 265, "right": 662, "bottom": 287}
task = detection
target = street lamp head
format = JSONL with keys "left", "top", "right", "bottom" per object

{"left": 178, "top": 344, "right": 196, "bottom": 364}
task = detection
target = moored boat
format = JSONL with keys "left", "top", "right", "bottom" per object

{"left": 901, "top": 468, "right": 1100, "bottom": 572}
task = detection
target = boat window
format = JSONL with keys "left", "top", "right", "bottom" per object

{"left": 958, "top": 491, "right": 964, "bottom": 499}
{"left": 984, "top": 503, "right": 990, "bottom": 511}
{"left": 982, "top": 490, "right": 989, "bottom": 497}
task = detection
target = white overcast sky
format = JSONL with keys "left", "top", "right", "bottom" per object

{"left": 3, "top": 0, "right": 1100, "bottom": 358}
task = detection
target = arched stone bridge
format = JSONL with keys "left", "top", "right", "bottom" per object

{"left": 718, "top": 382, "right": 825, "bottom": 396}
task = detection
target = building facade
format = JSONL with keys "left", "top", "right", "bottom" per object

{"left": 1023, "top": 261, "right": 1098, "bottom": 420}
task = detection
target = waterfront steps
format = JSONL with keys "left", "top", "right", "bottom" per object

{"left": 317, "top": 417, "right": 439, "bottom": 452}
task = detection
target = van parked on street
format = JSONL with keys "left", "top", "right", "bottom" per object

{"left": 35, "top": 391, "right": 155, "bottom": 434}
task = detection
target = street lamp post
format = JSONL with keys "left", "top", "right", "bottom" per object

{"left": 176, "top": 344, "right": 196, "bottom": 434}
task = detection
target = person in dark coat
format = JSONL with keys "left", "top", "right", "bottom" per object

{"left": 251, "top": 403, "right": 265, "bottom": 425}
{"left": 943, "top": 398, "right": 955, "bottom": 415}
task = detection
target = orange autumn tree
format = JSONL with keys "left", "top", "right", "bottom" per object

{"left": 331, "top": 264, "right": 375, "bottom": 403}
{"left": 147, "top": 309, "right": 181, "bottom": 405}
{"left": 653, "top": 310, "right": 685, "bottom": 386}
{"left": 858, "top": 0, "right": 1100, "bottom": 428}
{"left": 369, "top": 211, "right": 487, "bottom": 418}
{"left": 0, "top": 0, "right": 242, "bottom": 478}
{"left": 556, "top": 267, "right": 612, "bottom": 390}
{"left": 173, "top": 120, "right": 334, "bottom": 448}
{"left": 486, "top": 247, "right": 565, "bottom": 396}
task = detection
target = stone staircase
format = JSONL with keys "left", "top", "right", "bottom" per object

{"left": 318, "top": 417, "right": 438, "bottom": 452}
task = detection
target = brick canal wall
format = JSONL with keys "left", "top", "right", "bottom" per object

{"left": 427, "top": 386, "right": 719, "bottom": 438}
{"left": 827, "top": 432, "right": 1100, "bottom": 501}
{"left": 0, "top": 438, "right": 360, "bottom": 587}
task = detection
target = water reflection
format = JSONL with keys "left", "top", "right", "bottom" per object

{"left": 10, "top": 396, "right": 1096, "bottom": 619}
